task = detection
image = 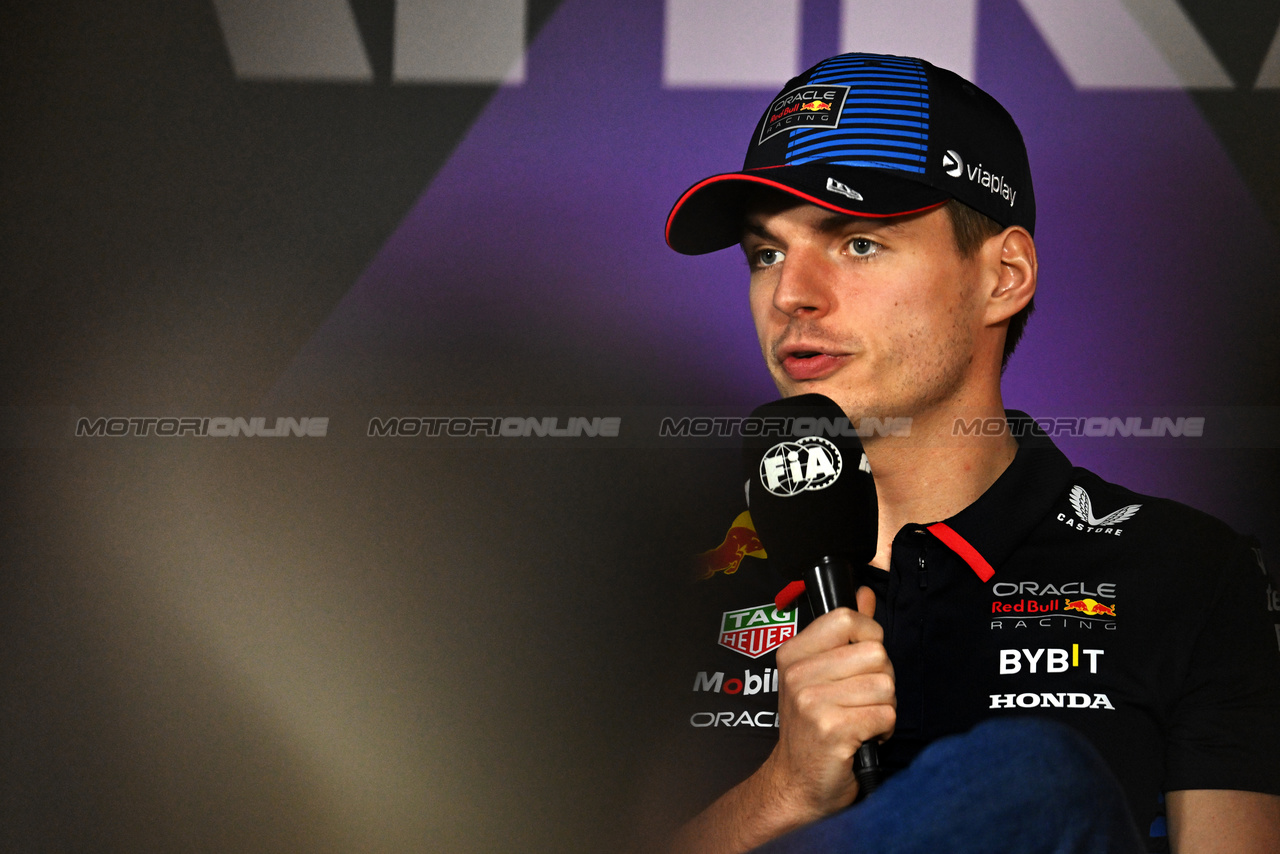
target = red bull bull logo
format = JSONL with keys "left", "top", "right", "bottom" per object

{"left": 696, "top": 511, "right": 766, "bottom": 579}
{"left": 1063, "top": 598, "right": 1117, "bottom": 617}
{"left": 799, "top": 100, "right": 831, "bottom": 112}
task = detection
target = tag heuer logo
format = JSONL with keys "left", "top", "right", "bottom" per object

{"left": 1069, "top": 485, "right": 1141, "bottom": 527}
{"left": 719, "top": 604, "right": 797, "bottom": 658}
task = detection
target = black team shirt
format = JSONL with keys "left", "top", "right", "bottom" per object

{"left": 674, "top": 417, "right": 1280, "bottom": 851}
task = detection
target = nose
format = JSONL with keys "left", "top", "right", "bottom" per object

{"left": 771, "top": 244, "right": 833, "bottom": 318}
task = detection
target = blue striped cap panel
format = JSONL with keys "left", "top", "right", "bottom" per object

{"left": 785, "top": 55, "right": 931, "bottom": 174}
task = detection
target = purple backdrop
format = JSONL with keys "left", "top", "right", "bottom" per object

{"left": 272, "top": 0, "right": 1279, "bottom": 532}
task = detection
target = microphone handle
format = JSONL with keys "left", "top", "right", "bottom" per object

{"left": 802, "top": 557, "right": 883, "bottom": 798}
{"left": 854, "top": 743, "right": 882, "bottom": 796}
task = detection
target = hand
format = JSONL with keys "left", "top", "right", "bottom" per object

{"left": 667, "top": 587, "right": 895, "bottom": 854}
{"left": 761, "top": 586, "right": 896, "bottom": 823}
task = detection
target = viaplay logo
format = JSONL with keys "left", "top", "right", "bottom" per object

{"left": 719, "top": 604, "right": 797, "bottom": 658}
{"left": 943, "top": 149, "right": 963, "bottom": 177}
{"left": 941, "top": 149, "right": 1017, "bottom": 209}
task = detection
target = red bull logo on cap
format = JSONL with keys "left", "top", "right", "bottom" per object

{"left": 696, "top": 511, "right": 767, "bottom": 579}
{"left": 759, "top": 83, "right": 849, "bottom": 143}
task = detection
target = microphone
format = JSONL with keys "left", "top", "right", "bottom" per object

{"left": 741, "top": 393, "right": 883, "bottom": 797}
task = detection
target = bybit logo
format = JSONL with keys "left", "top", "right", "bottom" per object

{"left": 999, "top": 645, "right": 1104, "bottom": 674}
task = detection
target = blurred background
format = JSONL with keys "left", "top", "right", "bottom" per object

{"left": 3, "top": 1, "right": 1279, "bottom": 850}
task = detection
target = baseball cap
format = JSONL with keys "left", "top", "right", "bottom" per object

{"left": 665, "top": 53, "right": 1035, "bottom": 255}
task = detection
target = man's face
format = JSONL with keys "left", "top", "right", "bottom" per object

{"left": 743, "top": 200, "right": 992, "bottom": 423}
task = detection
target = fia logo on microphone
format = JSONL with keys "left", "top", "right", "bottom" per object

{"left": 759, "top": 436, "right": 842, "bottom": 496}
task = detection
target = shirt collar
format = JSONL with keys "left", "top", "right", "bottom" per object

{"left": 924, "top": 411, "right": 1074, "bottom": 583}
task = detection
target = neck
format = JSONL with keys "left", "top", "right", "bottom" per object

{"left": 863, "top": 398, "right": 1017, "bottom": 570}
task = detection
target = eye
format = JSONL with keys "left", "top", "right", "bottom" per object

{"left": 847, "top": 237, "right": 879, "bottom": 257}
{"left": 751, "top": 247, "right": 785, "bottom": 269}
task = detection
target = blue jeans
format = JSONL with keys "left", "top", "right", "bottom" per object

{"left": 753, "top": 718, "right": 1145, "bottom": 854}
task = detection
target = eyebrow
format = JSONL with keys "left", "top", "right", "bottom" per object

{"left": 741, "top": 218, "right": 779, "bottom": 242}
{"left": 741, "top": 211, "right": 906, "bottom": 243}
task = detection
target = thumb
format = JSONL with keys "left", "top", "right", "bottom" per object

{"left": 856, "top": 585, "right": 877, "bottom": 619}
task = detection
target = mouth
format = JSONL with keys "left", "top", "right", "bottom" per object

{"left": 776, "top": 344, "right": 849, "bottom": 381}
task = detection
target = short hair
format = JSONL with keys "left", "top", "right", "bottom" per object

{"left": 944, "top": 199, "right": 1034, "bottom": 370}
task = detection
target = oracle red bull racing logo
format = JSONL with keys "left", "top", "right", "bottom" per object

{"left": 719, "top": 604, "right": 797, "bottom": 658}
{"left": 990, "top": 581, "right": 1117, "bottom": 630}
{"left": 759, "top": 84, "right": 849, "bottom": 143}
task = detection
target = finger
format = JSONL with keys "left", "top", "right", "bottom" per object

{"left": 778, "top": 608, "right": 882, "bottom": 662}
{"left": 783, "top": 638, "right": 892, "bottom": 686}
{"left": 789, "top": 670, "right": 897, "bottom": 712}
{"left": 856, "top": 585, "right": 876, "bottom": 620}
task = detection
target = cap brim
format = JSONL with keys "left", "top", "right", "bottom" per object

{"left": 665, "top": 165, "right": 950, "bottom": 255}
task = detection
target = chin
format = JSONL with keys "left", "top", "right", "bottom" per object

{"left": 776, "top": 380, "right": 818, "bottom": 401}
{"left": 774, "top": 377, "right": 833, "bottom": 402}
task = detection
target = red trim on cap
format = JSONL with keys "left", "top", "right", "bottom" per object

{"left": 927, "top": 523, "right": 994, "bottom": 582}
{"left": 775, "top": 580, "right": 807, "bottom": 612}
{"left": 665, "top": 172, "right": 947, "bottom": 249}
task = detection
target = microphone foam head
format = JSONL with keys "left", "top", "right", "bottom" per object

{"left": 741, "top": 394, "right": 878, "bottom": 576}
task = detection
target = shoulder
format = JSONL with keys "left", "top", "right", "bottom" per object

{"left": 1027, "top": 466, "right": 1272, "bottom": 639}
{"left": 1049, "top": 467, "right": 1246, "bottom": 562}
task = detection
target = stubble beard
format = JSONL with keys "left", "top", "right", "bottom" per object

{"left": 768, "top": 318, "right": 977, "bottom": 434}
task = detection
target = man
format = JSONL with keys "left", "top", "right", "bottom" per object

{"left": 662, "top": 53, "right": 1280, "bottom": 853}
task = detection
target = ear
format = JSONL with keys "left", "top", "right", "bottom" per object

{"left": 982, "top": 226, "right": 1036, "bottom": 326}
